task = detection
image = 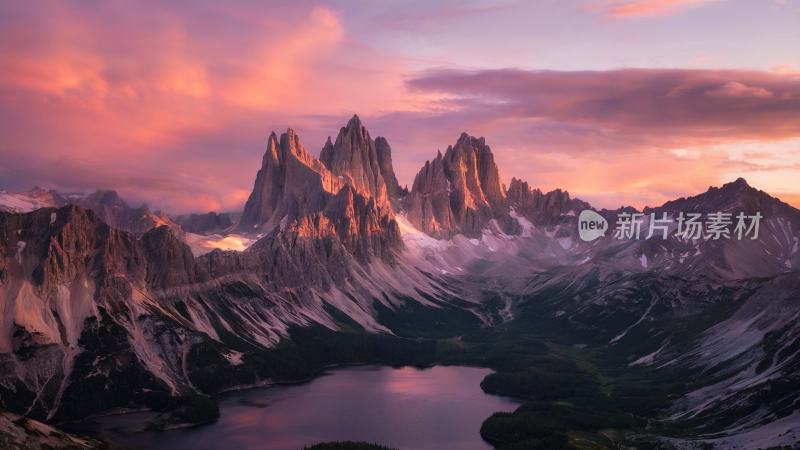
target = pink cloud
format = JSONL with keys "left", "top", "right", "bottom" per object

{"left": 406, "top": 68, "right": 800, "bottom": 143}
{"left": 597, "top": 0, "right": 723, "bottom": 18}
{"left": 0, "top": 1, "right": 414, "bottom": 213}
{"left": 397, "top": 68, "right": 800, "bottom": 208}
{"left": 706, "top": 81, "right": 774, "bottom": 98}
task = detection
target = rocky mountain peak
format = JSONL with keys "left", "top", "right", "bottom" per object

{"left": 321, "top": 135, "right": 334, "bottom": 156}
{"left": 442, "top": 133, "right": 505, "bottom": 208}
{"left": 318, "top": 115, "right": 401, "bottom": 208}
{"left": 84, "top": 189, "right": 125, "bottom": 207}
{"left": 236, "top": 124, "right": 401, "bottom": 261}
{"left": 404, "top": 133, "right": 514, "bottom": 238}
{"left": 506, "top": 179, "right": 589, "bottom": 225}
{"left": 283, "top": 128, "right": 322, "bottom": 168}
{"left": 716, "top": 176, "right": 755, "bottom": 196}
{"left": 729, "top": 177, "right": 751, "bottom": 189}
{"left": 238, "top": 128, "right": 344, "bottom": 232}
{"left": 262, "top": 131, "right": 280, "bottom": 165}
{"left": 346, "top": 113, "right": 363, "bottom": 127}
{"left": 654, "top": 177, "right": 794, "bottom": 220}
{"left": 507, "top": 178, "right": 533, "bottom": 205}
{"left": 374, "top": 136, "right": 402, "bottom": 206}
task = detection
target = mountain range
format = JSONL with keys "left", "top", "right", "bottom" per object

{"left": 1, "top": 115, "right": 798, "bottom": 449}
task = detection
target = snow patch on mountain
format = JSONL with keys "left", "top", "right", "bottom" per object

{"left": 610, "top": 298, "right": 656, "bottom": 344}
{"left": 396, "top": 213, "right": 450, "bottom": 251}
{"left": 510, "top": 209, "right": 534, "bottom": 238}
{"left": 669, "top": 411, "right": 800, "bottom": 450}
{"left": 0, "top": 188, "right": 61, "bottom": 213}
{"left": 629, "top": 341, "right": 668, "bottom": 366}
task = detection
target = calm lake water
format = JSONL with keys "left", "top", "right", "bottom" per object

{"left": 81, "top": 365, "right": 520, "bottom": 450}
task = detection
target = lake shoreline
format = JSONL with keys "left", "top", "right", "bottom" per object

{"left": 63, "top": 360, "right": 508, "bottom": 427}
{"left": 69, "top": 365, "right": 522, "bottom": 450}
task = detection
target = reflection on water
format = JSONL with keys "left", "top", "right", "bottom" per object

{"left": 78, "top": 365, "right": 519, "bottom": 450}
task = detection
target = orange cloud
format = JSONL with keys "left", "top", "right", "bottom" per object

{"left": 599, "top": 0, "right": 723, "bottom": 17}
{"left": 0, "top": 2, "right": 421, "bottom": 213}
{"left": 706, "top": 81, "right": 774, "bottom": 98}
{"left": 221, "top": 7, "right": 345, "bottom": 110}
{"left": 1, "top": 1, "right": 798, "bottom": 215}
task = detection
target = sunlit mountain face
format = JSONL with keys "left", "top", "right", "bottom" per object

{"left": 1, "top": 2, "right": 799, "bottom": 450}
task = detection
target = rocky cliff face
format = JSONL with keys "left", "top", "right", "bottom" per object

{"left": 0, "top": 203, "right": 406, "bottom": 423}
{"left": 404, "top": 133, "right": 516, "bottom": 238}
{"left": 506, "top": 178, "right": 590, "bottom": 225}
{"left": 319, "top": 115, "right": 402, "bottom": 208}
{"left": 0, "top": 206, "right": 179, "bottom": 420}
{"left": 238, "top": 129, "right": 342, "bottom": 233}
{"left": 237, "top": 121, "right": 401, "bottom": 261}
{"left": 375, "top": 136, "right": 404, "bottom": 206}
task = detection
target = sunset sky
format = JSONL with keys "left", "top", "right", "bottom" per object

{"left": 1, "top": 0, "right": 799, "bottom": 213}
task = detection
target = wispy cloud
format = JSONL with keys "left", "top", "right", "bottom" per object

{"left": 407, "top": 68, "right": 800, "bottom": 143}
{"left": 592, "top": 0, "right": 724, "bottom": 18}
{"left": 403, "top": 67, "right": 800, "bottom": 207}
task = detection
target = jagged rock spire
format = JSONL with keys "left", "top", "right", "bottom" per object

{"left": 236, "top": 123, "right": 401, "bottom": 260}
{"left": 404, "top": 132, "right": 513, "bottom": 238}
{"left": 375, "top": 136, "right": 401, "bottom": 204}
{"left": 319, "top": 114, "right": 402, "bottom": 208}
{"left": 506, "top": 177, "right": 589, "bottom": 225}
{"left": 238, "top": 129, "right": 344, "bottom": 232}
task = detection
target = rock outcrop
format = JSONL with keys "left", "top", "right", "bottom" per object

{"left": 404, "top": 133, "right": 515, "bottom": 238}
{"left": 237, "top": 122, "right": 401, "bottom": 261}
{"left": 403, "top": 150, "right": 453, "bottom": 237}
{"left": 506, "top": 178, "right": 590, "bottom": 225}
{"left": 319, "top": 115, "right": 402, "bottom": 208}
{"left": 375, "top": 136, "right": 404, "bottom": 206}
{"left": 237, "top": 116, "right": 402, "bottom": 260}
{"left": 237, "top": 129, "right": 343, "bottom": 233}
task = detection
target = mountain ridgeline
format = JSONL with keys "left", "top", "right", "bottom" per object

{"left": 1, "top": 115, "right": 799, "bottom": 449}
